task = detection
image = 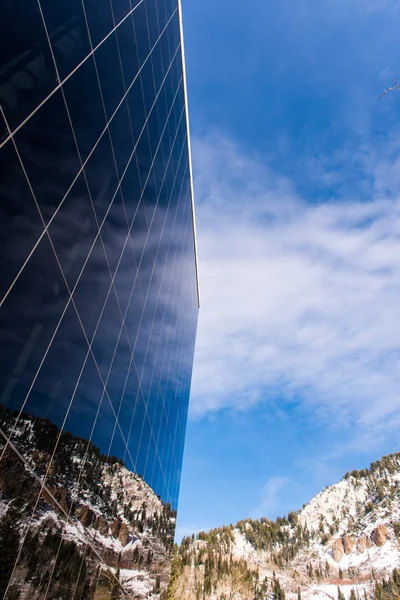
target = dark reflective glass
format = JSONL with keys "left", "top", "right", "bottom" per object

{"left": 135, "top": 410, "right": 151, "bottom": 478}
{"left": 100, "top": 188, "right": 130, "bottom": 274}
{"left": 120, "top": 152, "right": 144, "bottom": 226}
{"left": 132, "top": 2, "right": 151, "bottom": 67}
{"left": 109, "top": 99, "right": 135, "bottom": 177}
{"left": 146, "top": 0, "right": 160, "bottom": 47}
{"left": 127, "top": 393, "right": 146, "bottom": 471}
{"left": 72, "top": 235, "right": 112, "bottom": 342}
{"left": 107, "top": 332, "right": 136, "bottom": 425}
{"left": 0, "top": 141, "right": 44, "bottom": 302}
{"left": 139, "top": 56, "right": 157, "bottom": 119}
{"left": 48, "top": 173, "right": 99, "bottom": 290}
{"left": 151, "top": 41, "right": 167, "bottom": 95}
{"left": 62, "top": 55, "right": 106, "bottom": 161}
{"left": 91, "top": 286, "right": 124, "bottom": 380}
{"left": 82, "top": 0, "right": 114, "bottom": 48}
{"left": 0, "top": 235, "right": 70, "bottom": 415}
{"left": 113, "top": 239, "right": 138, "bottom": 315}
{"left": 21, "top": 301, "right": 88, "bottom": 429}
{"left": 110, "top": 0, "right": 132, "bottom": 26}
{"left": 94, "top": 32, "right": 126, "bottom": 119}
{"left": 126, "top": 76, "right": 147, "bottom": 143}
{"left": 39, "top": 0, "right": 91, "bottom": 80}
{"left": 116, "top": 12, "right": 140, "bottom": 89}
{"left": 0, "top": 2, "right": 198, "bottom": 597}
{"left": 0, "top": 1, "right": 58, "bottom": 131}
{"left": 134, "top": 129, "right": 153, "bottom": 194}
{"left": 13, "top": 89, "right": 82, "bottom": 224}
{"left": 84, "top": 135, "right": 120, "bottom": 225}
{"left": 156, "top": 0, "right": 169, "bottom": 34}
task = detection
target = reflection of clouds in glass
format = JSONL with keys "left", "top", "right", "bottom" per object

{"left": 0, "top": 156, "right": 197, "bottom": 505}
{"left": 0, "top": 2, "right": 197, "bottom": 598}
{"left": 0, "top": 0, "right": 198, "bottom": 512}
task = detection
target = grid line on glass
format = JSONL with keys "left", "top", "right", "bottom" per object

{"left": 0, "top": 67, "right": 183, "bottom": 476}
{"left": 74, "top": 0, "right": 163, "bottom": 363}
{"left": 87, "top": 107, "right": 187, "bottom": 511}
{"left": 0, "top": 0, "right": 148, "bottom": 152}
{"left": 133, "top": 161, "right": 190, "bottom": 486}
{"left": 106, "top": 0, "right": 138, "bottom": 157}
{"left": 0, "top": 2, "right": 199, "bottom": 597}
{"left": 31, "top": 115, "right": 191, "bottom": 590}
{"left": 124, "top": 130, "right": 188, "bottom": 498}
{"left": 155, "top": 196, "right": 193, "bottom": 502}
{"left": 0, "top": 79, "right": 185, "bottom": 495}
{"left": 146, "top": 178, "right": 193, "bottom": 496}
{"left": 143, "top": 171, "right": 192, "bottom": 499}
{"left": 86, "top": 132, "right": 189, "bottom": 577}
{"left": 0, "top": 429, "right": 141, "bottom": 600}
{"left": 22, "top": 105, "right": 184, "bottom": 503}
{"left": 121, "top": 158, "right": 190, "bottom": 491}
{"left": 0, "top": 25, "right": 179, "bottom": 311}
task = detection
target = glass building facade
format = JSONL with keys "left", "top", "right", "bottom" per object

{"left": 0, "top": 0, "right": 199, "bottom": 598}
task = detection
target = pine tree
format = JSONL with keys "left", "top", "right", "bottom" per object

{"left": 110, "top": 569, "right": 120, "bottom": 600}
{"left": 0, "top": 508, "right": 20, "bottom": 598}
{"left": 273, "top": 578, "right": 286, "bottom": 600}
{"left": 154, "top": 575, "right": 161, "bottom": 594}
{"left": 325, "top": 561, "right": 331, "bottom": 578}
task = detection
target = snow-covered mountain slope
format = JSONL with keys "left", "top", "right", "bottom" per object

{"left": 168, "top": 453, "right": 400, "bottom": 600}
{"left": 0, "top": 406, "right": 175, "bottom": 600}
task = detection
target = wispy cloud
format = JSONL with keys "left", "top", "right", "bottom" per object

{"left": 250, "top": 476, "right": 291, "bottom": 520}
{"left": 190, "top": 132, "right": 400, "bottom": 454}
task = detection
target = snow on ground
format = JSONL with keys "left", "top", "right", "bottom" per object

{"left": 300, "top": 470, "right": 400, "bottom": 535}
{"left": 120, "top": 568, "right": 153, "bottom": 597}
{"left": 105, "top": 465, "right": 163, "bottom": 518}
{"left": 300, "top": 479, "right": 369, "bottom": 533}
{"left": 302, "top": 582, "right": 371, "bottom": 600}
{"left": 0, "top": 500, "right": 8, "bottom": 518}
{"left": 231, "top": 528, "right": 270, "bottom": 568}
{"left": 336, "top": 539, "right": 399, "bottom": 573}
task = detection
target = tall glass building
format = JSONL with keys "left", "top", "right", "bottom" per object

{"left": 0, "top": 0, "right": 199, "bottom": 598}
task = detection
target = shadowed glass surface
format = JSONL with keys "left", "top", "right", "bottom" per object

{"left": 0, "top": 0, "right": 198, "bottom": 598}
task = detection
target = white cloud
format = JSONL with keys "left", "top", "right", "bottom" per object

{"left": 250, "top": 476, "right": 291, "bottom": 520}
{"left": 190, "top": 132, "right": 400, "bottom": 452}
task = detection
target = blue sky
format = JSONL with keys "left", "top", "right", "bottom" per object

{"left": 175, "top": 0, "right": 400, "bottom": 539}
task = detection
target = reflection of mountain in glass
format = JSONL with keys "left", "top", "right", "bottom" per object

{"left": 0, "top": 0, "right": 199, "bottom": 597}
{"left": 0, "top": 407, "right": 176, "bottom": 600}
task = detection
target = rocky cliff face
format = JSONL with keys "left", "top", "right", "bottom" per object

{"left": 0, "top": 406, "right": 175, "bottom": 600}
{"left": 167, "top": 453, "right": 400, "bottom": 600}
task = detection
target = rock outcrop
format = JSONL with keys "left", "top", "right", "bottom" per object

{"left": 78, "top": 505, "right": 95, "bottom": 527}
{"left": 110, "top": 519, "right": 121, "bottom": 538}
{"left": 94, "top": 515, "right": 109, "bottom": 535}
{"left": 372, "top": 525, "right": 388, "bottom": 546}
{"left": 357, "top": 534, "right": 373, "bottom": 553}
{"left": 332, "top": 538, "right": 345, "bottom": 562}
{"left": 342, "top": 534, "right": 356, "bottom": 554}
{"left": 118, "top": 522, "right": 130, "bottom": 547}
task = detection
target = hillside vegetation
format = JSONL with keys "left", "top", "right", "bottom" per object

{"left": 167, "top": 453, "right": 400, "bottom": 600}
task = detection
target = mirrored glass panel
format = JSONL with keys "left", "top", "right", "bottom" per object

{"left": 0, "top": 1, "right": 198, "bottom": 598}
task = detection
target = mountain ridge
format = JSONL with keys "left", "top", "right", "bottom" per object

{"left": 167, "top": 452, "right": 400, "bottom": 600}
{"left": 0, "top": 406, "right": 175, "bottom": 599}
